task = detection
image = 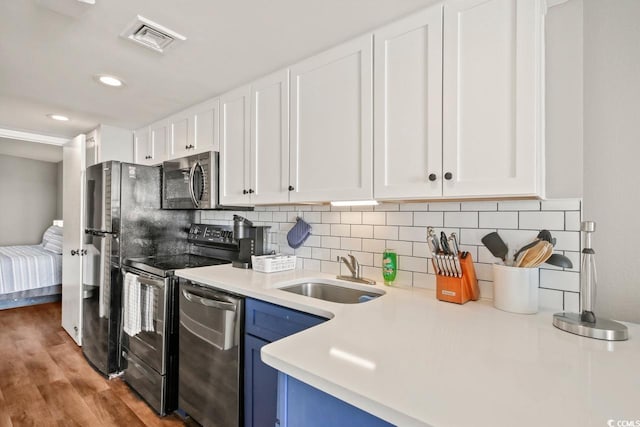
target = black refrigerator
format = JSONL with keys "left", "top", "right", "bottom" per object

{"left": 82, "top": 161, "right": 193, "bottom": 376}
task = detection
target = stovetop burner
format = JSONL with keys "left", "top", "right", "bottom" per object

{"left": 125, "top": 253, "right": 230, "bottom": 277}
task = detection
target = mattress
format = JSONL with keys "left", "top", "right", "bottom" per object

{"left": 0, "top": 245, "right": 62, "bottom": 294}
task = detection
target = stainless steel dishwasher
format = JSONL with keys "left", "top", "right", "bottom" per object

{"left": 178, "top": 279, "right": 244, "bottom": 427}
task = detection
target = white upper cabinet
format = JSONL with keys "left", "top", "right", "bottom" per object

{"left": 289, "top": 35, "right": 373, "bottom": 203}
{"left": 169, "top": 98, "right": 220, "bottom": 159}
{"left": 219, "top": 85, "right": 251, "bottom": 205}
{"left": 250, "top": 69, "right": 290, "bottom": 205}
{"left": 442, "top": 0, "right": 544, "bottom": 197}
{"left": 374, "top": 5, "right": 443, "bottom": 200}
{"left": 133, "top": 126, "right": 152, "bottom": 164}
{"left": 86, "top": 125, "right": 133, "bottom": 168}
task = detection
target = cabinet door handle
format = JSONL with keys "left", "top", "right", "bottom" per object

{"left": 288, "top": 185, "right": 294, "bottom": 191}
{"left": 243, "top": 189, "right": 248, "bottom": 195}
{"left": 248, "top": 189, "right": 254, "bottom": 194}
{"left": 444, "top": 172, "right": 453, "bottom": 181}
{"left": 428, "top": 173, "right": 437, "bottom": 182}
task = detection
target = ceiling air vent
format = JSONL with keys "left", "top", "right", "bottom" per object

{"left": 120, "top": 15, "right": 186, "bottom": 54}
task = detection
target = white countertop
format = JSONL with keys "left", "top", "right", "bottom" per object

{"left": 176, "top": 265, "right": 640, "bottom": 427}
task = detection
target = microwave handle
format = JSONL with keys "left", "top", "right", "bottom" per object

{"left": 188, "top": 161, "right": 200, "bottom": 208}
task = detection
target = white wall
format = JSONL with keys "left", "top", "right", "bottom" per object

{"left": 0, "top": 154, "right": 59, "bottom": 245}
{"left": 583, "top": 0, "right": 640, "bottom": 323}
{"left": 545, "top": 0, "right": 583, "bottom": 199}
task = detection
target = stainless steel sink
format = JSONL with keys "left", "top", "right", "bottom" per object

{"left": 279, "top": 280, "right": 383, "bottom": 304}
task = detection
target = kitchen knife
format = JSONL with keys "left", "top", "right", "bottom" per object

{"left": 439, "top": 232, "right": 454, "bottom": 275}
{"left": 426, "top": 228, "right": 441, "bottom": 274}
{"left": 449, "top": 236, "right": 462, "bottom": 277}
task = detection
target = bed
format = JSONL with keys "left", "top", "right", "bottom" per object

{"left": 0, "top": 224, "right": 63, "bottom": 310}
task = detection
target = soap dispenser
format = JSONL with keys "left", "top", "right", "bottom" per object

{"left": 552, "top": 221, "right": 629, "bottom": 341}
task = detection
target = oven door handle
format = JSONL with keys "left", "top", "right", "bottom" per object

{"left": 137, "top": 276, "right": 165, "bottom": 289}
{"left": 182, "top": 289, "right": 237, "bottom": 312}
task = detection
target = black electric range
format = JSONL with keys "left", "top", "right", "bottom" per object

{"left": 124, "top": 253, "right": 230, "bottom": 278}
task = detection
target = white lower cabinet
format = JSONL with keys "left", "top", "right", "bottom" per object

{"left": 289, "top": 34, "right": 373, "bottom": 203}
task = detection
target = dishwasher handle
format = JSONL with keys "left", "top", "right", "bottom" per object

{"left": 182, "top": 289, "right": 237, "bottom": 312}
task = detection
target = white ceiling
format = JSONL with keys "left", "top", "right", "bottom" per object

{"left": 0, "top": 0, "right": 438, "bottom": 138}
{"left": 0, "top": 137, "right": 63, "bottom": 163}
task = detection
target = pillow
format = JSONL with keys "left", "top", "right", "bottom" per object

{"left": 42, "top": 225, "right": 63, "bottom": 254}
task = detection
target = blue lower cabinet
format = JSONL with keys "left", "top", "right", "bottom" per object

{"left": 244, "top": 298, "right": 327, "bottom": 427}
{"left": 277, "top": 373, "right": 394, "bottom": 427}
{"left": 244, "top": 334, "right": 278, "bottom": 427}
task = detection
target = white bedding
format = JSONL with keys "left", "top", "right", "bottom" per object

{"left": 0, "top": 245, "right": 62, "bottom": 294}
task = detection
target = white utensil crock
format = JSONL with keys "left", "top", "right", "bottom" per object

{"left": 492, "top": 264, "right": 539, "bottom": 314}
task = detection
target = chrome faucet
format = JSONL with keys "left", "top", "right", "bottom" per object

{"left": 336, "top": 254, "right": 376, "bottom": 285}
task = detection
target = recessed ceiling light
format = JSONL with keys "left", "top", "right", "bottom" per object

{"left": 95, "top": 74, "right": 125, "bottom": 87}
{"left": 47, "top": 114, "right": 69, "bottom": 121}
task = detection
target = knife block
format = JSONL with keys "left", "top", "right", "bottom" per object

{"left": 435, "top": 253, "right": 480, "bottom": 304}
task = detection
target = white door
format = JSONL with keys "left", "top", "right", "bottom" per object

{"left": 62, "top": 134, "right": 85, "bottom": 345}
{"left": 192, "top": 98, "right": 220, "bottom": 153}
{"left": 220, "top": 84, "right": 251, "bottom": 205}
{"left": 134, "top": 127, "right": 152, "bottom": 164}
{"left": 374, "top": 5, "right": 443, "bottom": 200}
{"left": 250, "top": 69, "right": 290, "bottom": 205}
{"left": 442, "top": 0, "right": 543, "bottom": 197}
{"left": 289, "top": 35, "right": 373, "bottom": 203}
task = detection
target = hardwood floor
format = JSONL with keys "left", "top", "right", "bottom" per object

{"left": 0, "top": 302, "right": 185, "bottom": 427}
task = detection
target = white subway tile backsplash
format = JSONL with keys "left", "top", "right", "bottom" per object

{"left": 564, "top": 292, "right": 580, "bottom": 312}
{"left": 428, "top": 202, "right": 460, "bottom": 211}
{"left": 202, "top": 199, "right": 580, "bottom": 304}
{"left": 362, "top": 238, "right": 386, "bottom": 253}
{"left": 539, "top": 288, "right": 564, "bottom": 310}
{"left": 386, "top": 212, "right": 413, "bottom": 226}
{"left": 461, "top": 201, "right": 498, "bottom": 211}
{"left": 322, "top": 212, "right": 341, "bottom": 224}
{"left": 413, "top": 272, "right": 436, "bottom": 290}
{"left": 400, "top": 202, "right": 429, "bottom": 211}
{"left": 478, "top": 280, "right": 493, "bottom": 299}
{"left": 551, "top": 231, "right": 580, "bottom": 252}
{"left": 303, "top": 259, "right": 321, "bottom": 271}
{"left": 479, "top": 212, "right": 518, "bottom": 229}
{"left": 444, "top": 212, "right": 478, "bottom": 228}
{"left": 399, "top": 256, "right": 429, "bottom": 273}
{"left": 459, "top": 228, "right": 497, "bottom": 246}
{"left": 374, "top": 226, "right": 399, "bottom": 240}
{"left": 331, "top": 224, "right": 351, "bottom": 237}
{"left": 541, "top": 199, "right": 581, "bottom": 211}
{"left": 341, "top": 212, "right": 362, "bottom": 224}
{"left": 565, "top": 211, "right": 581, "bottom": 231}
{"left": 498, "top": 200, "right": 540, "bottom": 211}
{"left": 413, "top": 211, "right": 444, "bottom": 227}
{"left": 312, "top": 223, "right": 331, "bottom": 236}
{"left": 519, "top": 211, "right": 565, "bottom": 231}
{"left": 321, "top": 236, "right": 341, "bottom": 249}
{"left": 413, "top": 242, "right": 430, "bottom": 258}
{"left": 362, "top": 212, "right": 386, "bottom": 225}
{"left": 390, "top": 240, "right": 413, "bottom": 257}
{"left": 351, "top": 225, "right": 374, "bottom": 239}
{"left": 398, "top": 226, "right": 427, "bottom": 242}
{"left": 540, "top": 270, "right": 580, "bottom": 292}
{"left": 340, "top": 237, "right": 362, "bottom": 251}
{"left": 374, "top": 203, "right": 400, "bottom": 211}
{"left": 312, "top": 247, "right": 332, "bottom": 260}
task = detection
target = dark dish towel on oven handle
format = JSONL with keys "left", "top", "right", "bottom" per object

{"left": 287, "top": 217, "right": 312, "bottom": 249}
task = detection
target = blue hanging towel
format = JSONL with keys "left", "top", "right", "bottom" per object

{"left": 287, "top": 217, "right": 312, "bottom": 249}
